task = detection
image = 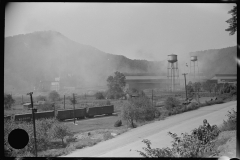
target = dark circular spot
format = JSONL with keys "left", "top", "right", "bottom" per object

{"left": 8, "top": 129, "right": 29, "bottom": 149}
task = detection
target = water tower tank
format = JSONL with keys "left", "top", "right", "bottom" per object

{"left": 191, "top": 56, "right": 197, "bottom": 61}
{"left": 168, "top": 54, "right": 178, "bottom": 63}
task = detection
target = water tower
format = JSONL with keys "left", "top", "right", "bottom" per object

{"left": 190, "top": 56, "right": 199, "bottom": 81}
{"left": 167, "top": 54, "right": 179, "bottom": 92}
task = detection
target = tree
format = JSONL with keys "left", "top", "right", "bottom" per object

{"left": 202, "top": 81, "right": 214, "bottom": 94}
{"left": 121, "top": 101, "right": 136, "bottom": 128}
{"left": 129, "top": 95, "right": 155, "bottom": 122}
{"left": 48, "top": 91, "right": 60, "bottom": 102}
{"left": 186, "top": 81, "right": 194, "bottom": 99}
{"left": 107, "top": 71, "right": 126, "bottom": 99}
{"left": 69, "top": 94, "right": 77, "bottom": 105}
{"left": 4, "top": 94, "right": 15, "bottom": 109}
{"left": 36, "top": 95, "right": 47, "bottom": 101}
{"left": 164, "top": 97, "right": 181, "bottom": 111}
{"left": 193, "top": 82, "right": 201, "bottom": 102}
{"left": 95, "top": 92, "right": 105, "bottom": 99}
{"left": 225, "top": 5, "right": 237, "bottom": 35}
{"left": 52, "top": 123, "right": 71, "bottom": 146}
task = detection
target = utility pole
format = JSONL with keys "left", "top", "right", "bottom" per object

{"left": 64, "top": 95, "right": 65, "bottom": 110}
{"left": 152, "top": 90, "right": 153, "bottom": 107}
{"left": 182, "top": 73, "right": 188, "bottom": 101}
{"left": 72, "top": 93, "right": 77, "bottom": 125}
{"left": 27, "top": 92, "right": 37, "bottom": 157}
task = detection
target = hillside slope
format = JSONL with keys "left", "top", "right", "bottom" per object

{"left": 4, "top": 31, "right": 237, "bottom": 93}
{"left": 189, "top": 46, "right": 237, "bottom": 78}
{"left": 4, "top": 31, "right": 164, "bottom": 93}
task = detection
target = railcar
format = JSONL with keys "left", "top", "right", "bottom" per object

{"left": 14, "top": 113, "right": 32, "bottom": 122}
{"left": 86, "top": 105, "right": 114, "bottom": 118}
{"left": 4, "top": 115, "right": 11, "bottom": 121}
{"left": 56, "top": 108, "right": 86, "bottom": 121}
{"left": 35, "top": 110, "right": 55, "bottom": 119}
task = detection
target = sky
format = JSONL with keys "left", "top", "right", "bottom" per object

{"left": 5, "top": 3, "right": 237, "bottom": 62}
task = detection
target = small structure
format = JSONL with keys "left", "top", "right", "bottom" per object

{"left": 23, "top": 103, "right": 32, "bottom": 109}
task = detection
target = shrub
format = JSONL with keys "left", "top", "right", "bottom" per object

{"left": 36, "top": 102, "right": 54, "bottom": 111}
{"left": 186, "top": 102, "right": 198, "bottom": 111}
{"left": 164, "top": 97, "right": 181, "bottom": 111}
{"left": 154, "top": 109, "right": 161, "bottom": 118}
{"left": 129, "top": 96, "right": 155, "bottom": 122}
{"left": 51, "top": 122, "right": 72, "bottom": 146}
{"left": 136, "top": 120, "right": 220, "bottom": 157}
{"left": 114, "top": 120, "right": 122, "bottom": 127}
{"left": 95, "top": 92, "right": 105, "bottom": 99}
{"left": 4, "top": 94, "right": 15, "bottom": 109}
{"left": 48, "top": 91, "right": 60, "bottom": 102}
{"left": 74, "top": 138, "right": 102, "bottom": 149}
{"left": 121, "top": 101, "right": 136, "bottom": 128}
{"left": 219, "top": 109, "right": 236, "bottom": 131}
{"left": 36, "top": 95, "right": 47, "bottom": 101}
{"left": 103, "top": 132, "right": 114, "bottom": 141}
{"left": 4, "top": 118, "right": 58, "bottom": 156}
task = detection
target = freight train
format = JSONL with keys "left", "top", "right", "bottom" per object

{"left": 4, "top": 105, "right": 114, "bottom": 122}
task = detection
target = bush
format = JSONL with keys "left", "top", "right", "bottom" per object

{"left": 154, "top": 109, "right": 161, "bottom": 118}
{"left": 51, "top": 122, "right": 72, "bottom": 146}
{"left": 4, "top": 94, "right": 15, "bottom": 109}
{"left": 103, "top": 132, "right": 114, "bottom": 141}
{"left": 36, "top": 102, "right": 54, "bottom": 111}
{"left": 4, "top": 118, "right": 58, "bottom": 156}
{"left": 114, "top": 120, "right": 122, "bottom": 127}
{"left": 137, "top": 119, "right": 220, "bottom": 157}
{"left": 219, "top": 109, "right": 236, "bottom": 131}
{"left": 95, "top": 92, "right": 105, "bottom": 99}
{"left": 36, "top": 95, "right": 47, "bottom": 101}
{"left": 164, "top": 97, "right": 181, "bottom": 111}
{"left": 121, "top": 101, "right": 136, "bottom": 128}
{"left": 48, "top": 91, "right": 60, "bottom": 102}
{"left": 186, "top": 102, "right": 199, "bottom": 111}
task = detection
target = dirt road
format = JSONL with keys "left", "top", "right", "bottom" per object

{"left": 64, "top": 101, "right": 236, "bottom": 157}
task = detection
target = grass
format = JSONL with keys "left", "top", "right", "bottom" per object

{"left": 5, "top": 92, "right": 237, "bottom": 157}
{"left": 65, "top": 114, "right": 127, "bottom": 134}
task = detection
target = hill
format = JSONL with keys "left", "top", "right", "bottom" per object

{"left": 189, "top": 46, "right": 237, "bottom": 78}
{"left": 4, "top": 31, "right": 237, "bottom": 94}
{"left": 4, "top": 31, "right": 165, "bottom": 93}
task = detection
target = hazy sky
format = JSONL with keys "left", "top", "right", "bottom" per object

{"left": 5, "top": 3, "right": 237, "bottom": 61}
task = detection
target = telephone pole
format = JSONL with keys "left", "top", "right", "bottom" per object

{"left": 152, "top": 90, "right": 153, "bottom": 107}
{"left": 182, "top": 73, "right": 188, "bottom": 100}
{"left": 27, "top": 92, "right": 37, "bottom": 157}
{"left": 64, "top": 95, "right": 65, "bottom": 110}
{"left": 72, "top": 93, "right": 77, "bottom": 125}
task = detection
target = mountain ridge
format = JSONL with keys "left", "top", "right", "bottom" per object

{"left": 4, "top": 30, "right": 237, "bottom": 93}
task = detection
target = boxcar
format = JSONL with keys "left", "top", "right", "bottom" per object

{"left": 74, "top": 108, "right": 87, "bottom": 119}
{"left": 57, "top": 109, "right": 74, "bottom": 121}
{"left": 86, "top": 105, "right": 114, "bottom": 118}
{"left": 4, "top": 115, "right": 11, "bottom": 121}
{"left": 15, "top": 113, "right": 32, "bottom": 122}
{"left": 35, "top": 110, "right": 55, "bottom": 120}
{"left": 57, "top": 108, "right": 87, "bottom": 121}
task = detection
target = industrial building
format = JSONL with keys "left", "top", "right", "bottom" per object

{"left": 125, "top": 75, "right": 208, "bottom": 91}
{"left": 210, "top": 74, "right": 237, "bottom": 84}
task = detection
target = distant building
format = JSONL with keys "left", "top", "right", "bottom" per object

{"left": 125, "top": 75, "right": 208, "bottom": 91}
{"left": 39, "top": 81, "right": 51, "bottom": 92}
{"left": 210, "top": 74, "right": 237, "bottom": 84}
{"left": 51, "top": 81, "right": 60, "bottom": 91}
{"left": 23, "top": 103, "right": 32, "bottom": 109}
